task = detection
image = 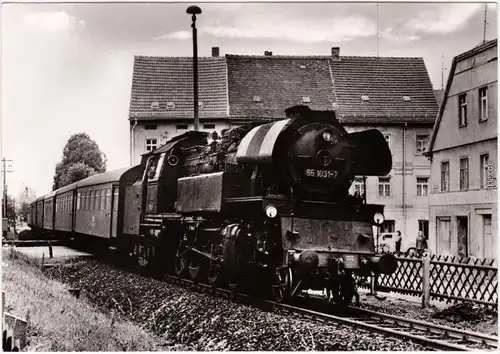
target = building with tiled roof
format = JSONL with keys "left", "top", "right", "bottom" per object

{"left": 426, "top": 39, "right": 497, "bottom": 259}
{"left": 129, "top": 47, "right": 439, "bottom": 248}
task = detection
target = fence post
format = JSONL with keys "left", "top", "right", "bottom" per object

{"left": 422, "top": 254, "right": 430, "bottom": 308}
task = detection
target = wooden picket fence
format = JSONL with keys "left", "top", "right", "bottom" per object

{"left": 2, "top": 292, "right": 28, "bottom": 351}
{"left": 357, "top": 254, "right": 498, "bottom": 308}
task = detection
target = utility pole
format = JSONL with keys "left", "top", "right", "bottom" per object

{"left": 483, "top": 3, "right": 488, "bottom": 44}
{"left": 2, "top": 158, "right": 14, "bottom": 218}
{"left": 376, "top": 4, "right": 379, "bottom": 57}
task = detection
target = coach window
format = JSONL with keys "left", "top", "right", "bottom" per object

{"left": 77, "top": 193, "right": 81, "bottom": 210}
{"left": 106, "top": 189, "right": 111, "bottom": 210}
{"left": 100, "top": 190, "right": 105, "bottom": 210}
{"left": 95, "top": 190, "right": 99, "bottom": 210}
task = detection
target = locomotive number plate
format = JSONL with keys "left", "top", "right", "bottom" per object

{"left": 305, "top": 169, "right": 338, "bottom": 179}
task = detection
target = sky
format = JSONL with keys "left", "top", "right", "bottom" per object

{"left": 1, "top": 0, "right": 498, "bottom": 202}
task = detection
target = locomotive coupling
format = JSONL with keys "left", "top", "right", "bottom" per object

{"left": 367, "top": 254, "right": 398, "bottom": 275}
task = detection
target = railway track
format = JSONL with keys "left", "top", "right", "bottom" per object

{"left": 21, "top": 242, "right": 495, "bottom": 352}
{"left": 163, "top": 274, "right": 498, "bottom": 351}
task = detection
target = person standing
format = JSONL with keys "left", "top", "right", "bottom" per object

{"left": 395, "top": 231, "right": 402, "bottom": 255}
{"left": 416, "top": 231, "right": 425, "bottom": 256}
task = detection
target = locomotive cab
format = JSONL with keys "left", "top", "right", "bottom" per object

{"left": 142, "top": 131, "right": 209, "bottom": 214}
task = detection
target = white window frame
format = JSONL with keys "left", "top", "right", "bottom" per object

{"left": 416, "top": 177, "right": 429, "bottom": 197}
{"left": 441, "top": 161, "right": 450, "bottom": 192}
{"left": 479, "top": 87, "right": 488, "bottom": 122}
{"left": 416, "top": 134, "right": 429, "bottom": 155}
{"left": 459, "top": 157, "right": 469, "bottom": 191}
{"left": 458, "top": 93, "right": 467, "bottom": 127}
{"left": 145, "top": 138, "right": 158, "bottom": 152}
{"left": 353, "top": 177, "right": 365, "bottom": 196}
{"left": 480, "top": 153, "right": 489, "bottom": 189}
{"left": 378, "top": 177, "right": 391, "bottom": 197}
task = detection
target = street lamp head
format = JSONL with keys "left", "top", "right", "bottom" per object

{"left": 186, "top": 5, "right": 202, "bottom": 15}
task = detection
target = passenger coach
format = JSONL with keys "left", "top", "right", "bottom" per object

{"left": 28, "top": 166, "right": 143, "bottom": 245}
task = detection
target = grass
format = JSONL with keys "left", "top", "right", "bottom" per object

{"left": 1, "top": 247, "right": 165, "bottom": 351}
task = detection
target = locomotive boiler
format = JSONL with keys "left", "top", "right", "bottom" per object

{"left": 132, "top": 105, "right": 397, "bottom": 304}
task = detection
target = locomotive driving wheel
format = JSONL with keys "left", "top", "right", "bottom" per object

{"left": 188, "top": 258, "right": 203, "bottom": 281}
{"left": 174, "top": 253, "right": 187, "bottom": 277}
{"left": 271, "top": 267, "right": 292, "bottom": 303}
{"left": 207, "top": 263, "right": 222, "bottom": 286}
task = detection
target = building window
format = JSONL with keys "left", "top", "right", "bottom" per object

{"left": 352, "top": 177, "right": 365, "bottom": 197}
{"left": 479, "top": 87, "right": 488, "bottom": 122}
{"left": 418, "top": 220, "right": 429, "bottom": 239}
{"left": 416, "top": 177, "right": 429, "bottom": 196}
{"left": 381, "top": 220, "right": 395, "bottom": 233}
{"left": 480, "top": 153, "right": 489, "bottom": 188}
{"left": 459, "top": 158, "right": 469, "bottom": 191}
{"left": 458, "top": 93, "right": 467, "bottom": 127}
{"left": 145, "top": 138, "right": 158, "bottom": 152}
{"left": 145, "top": 124, "right": 157, "bottom": 130}
{"left": 416, "top": 134, "right": 429, "bottom": 155}
{"left": 378, "top": 177, "right": 391, "bottom": 197}
{"left": 441, "top": 161, "right": 450, "bottom": 191}
{"left": 177, "top": 124, "right": 188, "bottom": 130}
{"left": 383, "top": 134, "right": 391, "bottom": 148}
{"left": 203, "top": 123, "right": 216, "bottom": 129}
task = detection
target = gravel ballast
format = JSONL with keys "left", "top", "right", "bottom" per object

{"left": 44, "top": 259, "right": 429, "bottom": 351}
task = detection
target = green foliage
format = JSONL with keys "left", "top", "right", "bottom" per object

{"left": 52, "top": 133, "right": 107, "bottom": 190}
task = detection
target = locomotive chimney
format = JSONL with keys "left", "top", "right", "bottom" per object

{"left": 212, "top": 47, "right": 220, "bottom": 57}
{"left": 331, "top": 47, "right": 340, "bottom": 60}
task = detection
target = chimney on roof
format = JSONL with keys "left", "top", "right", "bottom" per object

{"left": 212, "top": 47, "right": 220, "bottom": 57}
{"left": 331, "top": 47, "right": 340, "bottom": 60}
{"left": 264, "top": 51, "right": 273, "bottom": 56}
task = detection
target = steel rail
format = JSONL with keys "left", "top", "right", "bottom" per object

{"left": 162, "top": 274, "right": 497, "bottom": 351}
{"left": 347, "top": 306, "right": 498, "bottom": 350}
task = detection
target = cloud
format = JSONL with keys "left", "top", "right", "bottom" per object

{"left": 404, "top": 3, "right": 482, "bottom": 35}
{"left": 154, "top": 30, "right": 191, "bottom": 40}
{"left": 380, "top": 27, "right": 420, "bottom": 42}
{"left": 158, "top": 16, "right": 376, "bottom": 43}
{"left": 22, "top": 11, "right": 85, "bottom": 32}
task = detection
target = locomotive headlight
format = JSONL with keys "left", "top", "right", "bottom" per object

{"left": 322, "top": 131, "right": 333, "bottom": 142}
{"left": 265, "top": 205, "right": 278, "bottom": 218}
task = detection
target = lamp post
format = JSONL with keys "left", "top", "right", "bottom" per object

{"left": 187, "top": 5, "right": 202, "bottom": 132}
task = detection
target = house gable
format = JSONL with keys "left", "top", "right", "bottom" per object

{"left": 428, "top": 39, "right": 497, "bottom": 154}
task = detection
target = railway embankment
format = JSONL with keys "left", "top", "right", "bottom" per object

{"left": 42, "top": 258, "right": 429, "bottom": 351}
{"left": 3, "top": 245, "right": 496, "bottom": 351}
{"left": 1, "top": 248, "right": 175, "bottom": 351}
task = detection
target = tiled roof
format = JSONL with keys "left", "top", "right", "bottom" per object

{"left": 226, "top": 55, "right": 335, "bottom": 119}
{"left": 129, "top": 56, "right": 228, "bottom": 120}
{"left": 330, "top": 56, "right": 438, "bottom": 122}
{"left": 129, "top": 53, "right": 438, "bottom": 124}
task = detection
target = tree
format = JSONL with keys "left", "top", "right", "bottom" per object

{"left": 18, "top": 201, "right": 30, "bottom": 222}
{"left": 4, "top": 194, "right": 16, "bottom": 220}
{"left": 52, "top": 133, "right": 107, "bottom": 190}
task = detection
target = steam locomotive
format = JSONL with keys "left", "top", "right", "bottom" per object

{"left": 29, "top": 105, "right": 397, "bottom": 304}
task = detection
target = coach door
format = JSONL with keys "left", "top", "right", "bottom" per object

{"left": 110, "top": 186, "right": 119, "bottom": 238}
